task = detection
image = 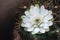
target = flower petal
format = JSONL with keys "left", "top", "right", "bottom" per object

{"left": 47, "top": 21, "right": 53, "bottom": 26}
{"left": 43, "top": 24, "right": 49, "bottom": 29}
{"left": 41, "top": 10, "right": 49, "bottom": 17}
{"left": 26, "top": 27, "right": 34, "bottom": 32}
{"left": 40, "top": 5, "right": 45, "bottom": 12}
{"left": 40, "top": 23, "right": 48, "bottom": 28}
{"left": 44, "top": 13, "right": 53, "bottom": 22}
{"left": 21, "top": 15, "right": 26, "bottom": 19}
{"left": 22, "top": 22, "right": 32, "bottom": 28}
{"left": 48, "top": 11, "right": 52, "bottom": 14}
{"left": 25, "top": 11, "right": 32, "bottom": 17}
{"left": 40, "top": 23, "right": 49, "bottom": 32}
{"left": 40, "top": 28, "right": 45, "bottom": 33}
{"left": 40, "top": 5, "right": 49, "bottom": 17}
{"left": 45, "top": 28, "right": 49, "bottom": 32}
{"left": 30, "top": 5, "right": 35, "bottom": 9}
{"left": 23, "top": 17, "right": 29, "bottom": 23}
{"left": 29, "top": 5, "right": 40, "bottom": 16}
{"left": 21, "top": 23, "right": 25, "bottom": 27}
{"left": 32, "top": 28, "right": 40, "bottom": 34}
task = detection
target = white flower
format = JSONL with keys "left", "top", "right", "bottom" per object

{"left": 21, "top": 4, "right": 53, "bottom": 34}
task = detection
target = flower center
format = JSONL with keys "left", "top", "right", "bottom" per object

{"left": 36, "top": 19, "right": 40, "bottom": 22}
{"left": 35, "top": 18, "right": 41, "bottom": 25}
